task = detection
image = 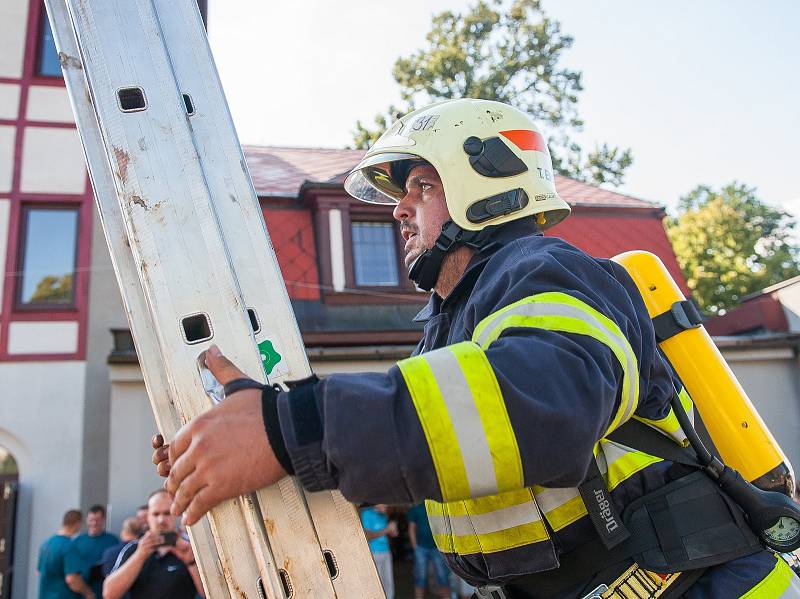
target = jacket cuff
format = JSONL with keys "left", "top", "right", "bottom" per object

{"left": 261, "top": 385, "right": 294, "bottom": 475}
{"left": 277, "top": 377, "right": 339, "bottom": 492}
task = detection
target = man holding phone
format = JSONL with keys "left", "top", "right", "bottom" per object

{"left": 102, "top": 490, "right": 203, "bottom": 599}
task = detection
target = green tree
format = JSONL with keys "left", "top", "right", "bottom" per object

{"left": 351, "top": 0, "right": 632, "bottom": 186}
{"left": 667, "top": 183, "right": 800, "bottom": 315}
{"left": 28, "top": 273, "right": 74, "bottom": 304}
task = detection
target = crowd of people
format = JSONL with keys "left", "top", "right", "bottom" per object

{"left": 37, "top": 490, "right": 203, "bottom": 599}
{"left": 361, "top": 503, "right": 475, "bottom": 599}
{"left": 39, "top": 495, "right": 474, "bottom": 599}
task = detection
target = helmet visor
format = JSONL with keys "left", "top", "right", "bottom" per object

{"left": 344, "top": 152, "right": 423, "bottom": 204}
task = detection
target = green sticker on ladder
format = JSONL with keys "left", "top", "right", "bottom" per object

{"left": 258, "top": 339, "right": 282, "bottom": 376}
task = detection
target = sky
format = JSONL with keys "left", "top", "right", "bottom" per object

{"left": 206, "top": 0, "right": 800, "bottom": 217}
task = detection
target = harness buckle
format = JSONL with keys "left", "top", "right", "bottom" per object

{"left": 580, "top": 584, "right": 609, "bottom": 599}
{"left": 474, "top": 585, "right": 507, "bottom": 599}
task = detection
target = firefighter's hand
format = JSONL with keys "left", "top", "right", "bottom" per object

{"left": 164, "top": 345, "right": 287, "bottom": 526}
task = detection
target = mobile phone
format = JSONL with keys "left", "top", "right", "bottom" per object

{"left": 160, "top": 531, "right": 178, "bottom": 546}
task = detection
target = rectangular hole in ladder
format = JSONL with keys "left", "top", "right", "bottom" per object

{"left": 181, "top": 313, "right": 213, "bottom": 344}
{"left": 117, "top": 87, "right": 147, "bottom": 112}
{"left": 182, "top": 93, "right": 195, "bottom": 116}
{"left": 247, "top": 308, "right": 260, "bottom": 334}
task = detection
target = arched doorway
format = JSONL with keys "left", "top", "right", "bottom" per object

{"left": 0, "top": 448, "right": 18, "bottom": 599}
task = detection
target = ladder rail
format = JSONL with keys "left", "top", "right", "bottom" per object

{"left": 49, "top": 0, "right": 384, "bottom": 596}
{"left": 42, "top": 1, "right": 234, "bottom": 596}
{"left": 152, "top": 1, "right": 384, "bottom": 595}
{"left": 54, "top": 0, "right": 289, "bottom": 596}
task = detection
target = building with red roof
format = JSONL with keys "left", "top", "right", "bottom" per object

{"left": 242, "top": 146, "right": 688, "bottom": 349}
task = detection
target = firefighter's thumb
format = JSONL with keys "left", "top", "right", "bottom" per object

{"left": 204, "top": 344, "right": 247, "bottom": 385}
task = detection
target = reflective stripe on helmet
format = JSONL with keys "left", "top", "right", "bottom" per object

{"left": 398, "top": 341, "right": 523, "bottom": 502}
{"left": 472, "top": 291, "right": 639, "bottom": 437}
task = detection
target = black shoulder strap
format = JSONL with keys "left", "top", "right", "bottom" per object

{"left": 607, "top": 418, "right": 701, "bottom": 469}
{"left": 651, "top": 300, "right": 703, "bottom": 342}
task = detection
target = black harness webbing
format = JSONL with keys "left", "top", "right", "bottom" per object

{"left": 499, "top": 417, "right": 763, "bottom": 598}
{"left": 650, "top": 300, "right": 703, "bottom": 342}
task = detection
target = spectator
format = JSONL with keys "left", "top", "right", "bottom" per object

{"left": 407, "top": 503, "right": 450, "bottom": 599}
{"left": 450, "top": 573, "right": 476, "bottom": 599}
{"left": 361, "top": 504, "right": 397, "bottom": 599}
{"left": 102, "top": 490, "right": 203, "bottom": 599}
{"left": 65, "top": 505, "right": 119, "bottom": 599}
{"left": 134, "top": 506, "right": 147, "bottom": 532}
{"left": 101, "top": 517, "right": 142, "bottom": 578}
{"left": 38, "top": 509, "right": 82, "bottom": 599}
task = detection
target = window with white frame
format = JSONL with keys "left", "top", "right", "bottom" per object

{"left": 351, "top": 221, "right": 400, "bottom": 286}
{"left": 16, "top": 206, "right": 79, "bottom": 308}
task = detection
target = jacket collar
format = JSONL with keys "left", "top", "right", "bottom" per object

{"left": 413, "top": 219, "right": 540, "bottom": 322}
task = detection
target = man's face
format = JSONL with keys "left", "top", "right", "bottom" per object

{"left": 86, "top": 511, "right": 105, "bottom": 536}
{"left": 136, "top": 508, "right": 148, "bottom": 528}
{"left": 392, "top": 164, "right": 450, "bottom": 269}
{"left": 147, "top": 492, "right": 177, "bottom": 534}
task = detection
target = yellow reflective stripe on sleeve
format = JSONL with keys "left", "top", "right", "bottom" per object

{"left": 398, "top": 342, "right": 523, "bottom": 501}
{"left": 532, "top": 486, "right": 587, "bottom": 530}
{"left": 398, "top": 351, "right": 470, "bottom": 501}
{"left": 451, "top": 342, "right": 523, "bottom": 494}
{"left": 633, "top": 387, "right": 695, "bottom": 446}
{"left": 740, "top": 554, "right": 800, "bottom": 598}
{"left": 472, "top": 292, "right": 639, "bottom": 436}
{"left": 426, "top": 489, "right": 550, "bottom": 554}
{"left": 599, "top": 439, "right": 662, "bottom": 491}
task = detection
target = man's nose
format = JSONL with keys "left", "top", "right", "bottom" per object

{"left": 393, "top": 194, "right": 413, "bottom": 222}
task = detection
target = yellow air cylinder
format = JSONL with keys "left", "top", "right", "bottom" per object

{"left": 612, "top": 250, "right": 795, "bottom": 495}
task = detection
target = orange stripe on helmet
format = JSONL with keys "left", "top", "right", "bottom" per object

{"left": 499, "top": 130, "right": 547, "bottom": 152}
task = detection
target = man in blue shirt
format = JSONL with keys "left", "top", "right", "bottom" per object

{"left": 407, "top": 503, "right": 450, "bottom": 599}
{"left": 38, "top": 509, "right": 82, "bottom": 599}
{"left": 360, "top": 504, "right": 397, "bottom": 599}
{"left": 65, "top": 505, "right": 119, "bottom": 598}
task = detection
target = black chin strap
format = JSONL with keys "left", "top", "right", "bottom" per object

{"left": 408, "top": 221, "right": 495, "bottom": 292}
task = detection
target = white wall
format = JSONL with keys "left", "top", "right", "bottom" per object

{"left": 0, "top": 83, "right": 21, "bottom": 120}
{"left": 724, "top": 347, "right": 800, "bottom": 477}
{"left": 777, "top": 283, "right": 800, "bottom": 333}
{"left": 0, "top": 126, "right": 15, "bottom": 194}
{"left": 0, "top": 361, "right": 85, "bottom": 599}
{"left": 20, "top": 127, "right": 86, "bottom": 194}
{"left": 26, "top": 86, "right": 74, "bottom": 123}
{"left": 0, "top": 200, "right": 9, "bottom": 313}
{"left": 107, "top": 365, "right": 164, "bottom": 535}
{"left": 0, "top": 0, "right": 27, "bottom": 79}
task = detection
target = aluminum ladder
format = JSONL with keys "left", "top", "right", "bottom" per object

{"left": 43, "top": 0, "right": 384, "bottom": 596}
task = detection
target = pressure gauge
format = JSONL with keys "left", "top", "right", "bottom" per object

{"left": 762, "top": 515, "right": 800, "bottom": 551}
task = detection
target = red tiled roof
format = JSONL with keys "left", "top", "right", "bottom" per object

{"left": 244, "top": 146, "right": 364, "bottom": 197}
{"left": 246, "top": 146, "right": 687, "bottom": 301}
{"left": 548, "top": 212, "right": 689, "bottom": 294}
{"left": 243, "top": 146, "right": 660, "bottom": 209}
{"left": 705, "top": 291, "right": 791, "bottom": 336}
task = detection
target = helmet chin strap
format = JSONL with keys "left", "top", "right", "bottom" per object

{"left": 408, "top": 220, "right": 496, "bottom": 292}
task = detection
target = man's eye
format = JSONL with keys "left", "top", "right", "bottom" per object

{"left": 420, "top": 183, "right": 432, "bottom": 192}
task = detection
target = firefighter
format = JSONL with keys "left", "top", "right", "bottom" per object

{"left": 154, "top": 99, "right": 800, "bottom": 598}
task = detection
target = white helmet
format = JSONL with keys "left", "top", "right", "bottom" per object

{"left": 344, "top": 98, "right": 570, "bottom": 231}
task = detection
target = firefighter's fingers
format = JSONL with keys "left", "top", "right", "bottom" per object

{"left": 152, "top": 433, "right": 165, "bottom": 450}
{"left": 168, "top": 420, "right": 194, "bottom": 466}
{"left": 170, "top": 470, "right": 206, "bottom": 517}
{"left": 153, "top": 442, "right": 169, "bottom": 465}
{"left": 203, "top": 344, "right": 248, "bottom": 385}
{"left": 165, "top": 444, "right": 197, "bottom": 496}
{"left": 182, "top": 486, "right": 215, "bottom": 527}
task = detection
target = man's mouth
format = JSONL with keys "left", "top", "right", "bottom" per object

{"left": 401, "top": 228, "right": 418, "bottom": 242}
